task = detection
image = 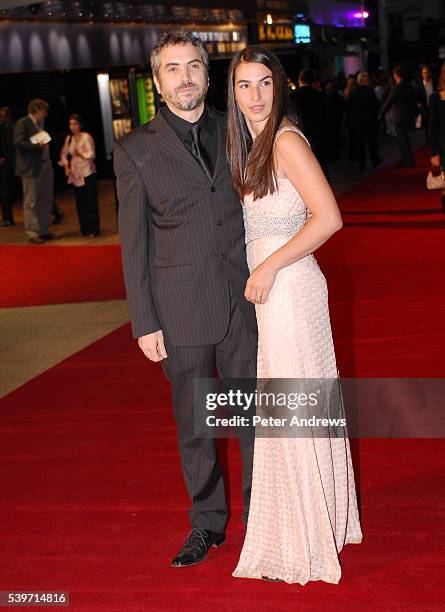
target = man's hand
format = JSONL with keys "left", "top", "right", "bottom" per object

{"left": 138, "top": 330, "right": 168, "bottom": 362}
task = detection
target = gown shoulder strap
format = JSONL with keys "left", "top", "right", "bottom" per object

{"left": 275, "top": 124, "right": 311, "bottom": 148}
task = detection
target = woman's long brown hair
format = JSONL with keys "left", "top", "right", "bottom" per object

{"left": 227, "top": 46, "right": 298, "bottom": 201}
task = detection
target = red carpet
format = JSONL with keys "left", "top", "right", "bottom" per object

{"left": 0, "top": 245, "right": 125, "bottom": 307}
{"left": 1, "top": 149, "right": 445, "bottom": 610}
{"left": 338, "top": 148, "right": 442, "bottom": 215}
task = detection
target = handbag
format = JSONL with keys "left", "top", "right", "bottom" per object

{"left": 426, "top": 165, "right": 445, "bottom": 190}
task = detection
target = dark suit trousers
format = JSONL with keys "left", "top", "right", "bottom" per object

{"left": 353, "top": 124, "right": 380, "bottom": 169}
{"left": 395, "top": 125, "right": 414, "bottom": 166}
{"left": 162, "top": 285, "right": 257, "bottom": 534}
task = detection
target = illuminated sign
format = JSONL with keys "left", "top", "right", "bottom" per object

{"left": 136, "top": 75, "right": 156, "bottom": 126}
{"left": 294, "top": 24, "right": 311, "bottom": 44}
{"left": 193, "top": 29, "right": 247, "bottom": 55}
{"left": 258, "top": 23, "right": 295, "bottom": 42}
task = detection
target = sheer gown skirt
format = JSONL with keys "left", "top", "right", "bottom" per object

{"left": 232, "top": 235, "right": 363, "bottom": 585}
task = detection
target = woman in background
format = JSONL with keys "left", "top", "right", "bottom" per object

{"left": 59, "top": 114, "right": 100, "bottom": 237}
{"left": 429, "top": 62, "right": 445, "bottom": 212}
{"left": 226, "top": 46, "right": 362, "bottom": 585}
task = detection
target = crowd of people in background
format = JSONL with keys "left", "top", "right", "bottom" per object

{"left": 0, "top": 100, "right": 99, "bottom": 242}
{"left": 291, "top": 62, "right": 443, "bottom": 177}
{"left": 0, "top": 59, "right": 445, "bottom": 240}
{"left": 296, "top": 61, "right": 445, "bottom": 208}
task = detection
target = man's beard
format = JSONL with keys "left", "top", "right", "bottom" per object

{"left": 175, "top": 90, "right": 207, "bottom": 111}
{"left": 166, "top": 82, "right": 208, "bottom": 112}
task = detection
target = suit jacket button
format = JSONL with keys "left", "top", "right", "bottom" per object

{"left": 221, "top": 253, "right": 226, "bottom": 261}
{"left": 211, "top": 186, "right": 216, "bottom": 193}
{"left": 216, "top": 219, "right": 222, "bottom": 226}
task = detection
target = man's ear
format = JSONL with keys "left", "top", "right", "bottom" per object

{"left": 153, "top": 75, "right": 161, "bottom": 95}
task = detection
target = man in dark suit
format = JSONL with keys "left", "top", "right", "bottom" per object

{"left": 379, "top": 66, "right": 418, "bottom": 167}
{"left": 114, "top": 31, "right": 257, "bottom": 568}
{"left": 416, "top": 64, "right": 436, "bottom": 143}
{"left": 347, "top": 72, "right": 382, "bottom": 171}
{"left": 0, "top": 107, "right": 16, "bottom": 226}
{"left": 14, "top": 98, "right": 55, "bottom": 243}
{"left": 290, "top": 69, "right": 329, "bottom": 178}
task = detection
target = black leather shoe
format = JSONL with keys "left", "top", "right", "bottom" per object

{"left": 39, "top": 233, "right": 56, "bottom": 241}
{"left": 171, "top": 528, "right": 225, "bottom": 567}
{"left": 0, "top": 220, "right": 14, "bottom": 227}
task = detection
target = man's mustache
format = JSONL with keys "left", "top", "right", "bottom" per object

{"left": 177, "top": 83, "right": 198, "bottom": 92}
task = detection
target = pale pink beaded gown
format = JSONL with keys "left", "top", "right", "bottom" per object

{"left": 232, "top": 126, "right": 363, "bottom": 585}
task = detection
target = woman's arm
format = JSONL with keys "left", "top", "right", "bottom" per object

{"left": 244, "top": 130, "right": 342, "bottom": 304}
{"left": 76, "top": 133, "right": 95, "bottom": 160}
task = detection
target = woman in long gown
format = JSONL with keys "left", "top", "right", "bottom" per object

{"left": 226, "top": 46, "right": 363, "bottom": 585}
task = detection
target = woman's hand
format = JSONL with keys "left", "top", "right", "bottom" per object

{"left": 245, "top": 261, "right": 278, "bottom": 304}
{"left": 431, "top": 155, "right": 441, "bottom": 166}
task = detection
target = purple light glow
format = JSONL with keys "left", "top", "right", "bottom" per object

{"left": 310, "top": 4, "right": 370, "bottom": 29}
{"left": 353, "top": 11, "right": 369, "bottom": 19}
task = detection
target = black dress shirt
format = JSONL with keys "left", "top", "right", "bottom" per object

{"left": 160, "top": 104, "right": 217, "bottom": 176}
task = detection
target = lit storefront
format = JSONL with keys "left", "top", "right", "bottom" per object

{"left": 0, "top": 2, "right": 247, "bottom": 166}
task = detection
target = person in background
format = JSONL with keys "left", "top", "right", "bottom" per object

{"left": 416, "top": 64, "right": 436, "bottom": 142}
{"left": 14, "top": 98, "right": 54, "bottom": 244}
{"left": 323, "top": 81, "right": 344, "bottom": 161}
{"left": 343, "top": 75, "right": 358, "bottom": 161}
{"left": 428, "top": 62, "right": 445, "bottom": 212}
{"left": 374, "top": 71, "right": 394, "bottom": 136}
{"left": 347, "top": 72, "right": 382, "bottom": 171}
{"left": 374, "top": 71, "right": 390, "bottom": 106}
{"left": 291, "top": 69, "right": 329, "bottom": 178}
{"left": 343, "top": 74, "right": 357, "bottom": 100}
{"left": 379, "top": 65, "right": 417, "bottom": 167}
{"left": 312, "top": 69, "right": 322, "bottom": 92}
{"left": 59, "top": 114, "right": 100, "bottom": 237}
{"left": 0, "top": 107, "right": 16, "bottom": 227}
{"left": 52, "top": 201, "right": 64, "bottom": 225}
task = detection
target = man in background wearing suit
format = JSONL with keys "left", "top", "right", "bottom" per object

{"left": 416, "top": 64, "right": 436, "bottom": 143}
{"left": 14, "top": 98, "right": 54, "bottom": 244}
{"left": 290, "top": 69, "right": 329, "bottom": 179}
{"left": 347, "top": 72, "right": 382, "bottom": 171}
{"left": 114, "top": 31, "right": 257, "bottom": 568}
{"left": 379, "top": 66, "right": 418, "bottom": 167}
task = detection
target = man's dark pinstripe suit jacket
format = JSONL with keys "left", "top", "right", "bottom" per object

{"left": 114, "top": 107, "right": 257, "bottom": 346}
